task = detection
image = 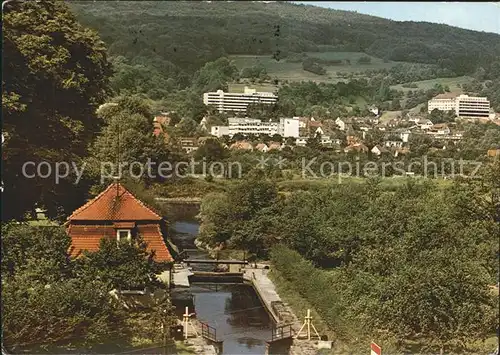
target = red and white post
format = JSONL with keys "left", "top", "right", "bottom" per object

{"left": 370, "top": 342, "right": 381, "bottom": 355}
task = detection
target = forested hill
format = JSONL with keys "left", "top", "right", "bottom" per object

{"left": 68, "top": 1, "right": 500, "bottom": 81}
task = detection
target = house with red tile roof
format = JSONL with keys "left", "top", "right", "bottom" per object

{"left": 255, "top": 143, "right": 269, "bottom": 152}
{"left": 66, "top": 182, "right": 175, "bottom": 268}
{"left": 229, "top": 140, "right": 253, "bottom": 151}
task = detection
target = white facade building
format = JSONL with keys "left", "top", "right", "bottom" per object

{"left": 278, "top": 117, "right": 300, "bottom": 138}
{"left": 456, "top": 95, "right": 490, "bottom": 118}
{"left": 203, "top": 87, "right": 278, "bottom": 113}
{"left": 211, "top": 117, "right": 299, "bottom": 138}
{"left": 428, "top": 94, "right": 456, "bottom": 113}
{"left": 211, "top": 126, "right": 230, "bottom": 137}
{"left": 335, "top": 118, "right": 346, "bottom": 131}
{"left": 428, "top": 94, "right": 490, "bottom": 118}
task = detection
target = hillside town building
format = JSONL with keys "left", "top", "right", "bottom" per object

{"left": 211, "top": 117, "right": 300, "bottom": 138}
{"left": 428, "top": 94, "right": 490, "bottom": 118}
{"left": 203, "top": 86, "right": 278, "bottom": 113}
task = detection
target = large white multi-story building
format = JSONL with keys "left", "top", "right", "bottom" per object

{"left": 456, "top": 95, "right": 490, "bottom": 118}
{"left": 428, "top": 94, "right": 490, "bottom": 118}
{"left": 203, "top": 87, "right": 278, "bottom": 113}
{"left": 211, "top": 117, "right": 299, "bottom": 138}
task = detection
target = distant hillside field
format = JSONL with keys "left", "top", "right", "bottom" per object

{"left": 69, "top": 0, "right": 500, "bottom": 84}
{"left": 390, "top": 76, "right": 472, "bottom": 93}
{"left": 227, "top": 83, "right": 278, "bottom": 93}
{"left": 230, "top": 52, "right": 413, "bottom": 83}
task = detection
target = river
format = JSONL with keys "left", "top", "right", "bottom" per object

{"left": 170, "top": 220, "right": 273, "bottom": 355}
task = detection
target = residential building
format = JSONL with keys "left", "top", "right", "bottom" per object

{"left": 416, "top": 119, "right": 434, "bottom": 130}
{"left": 255, "top": 143, "right": 269, "bottom": 152}
{"left": 394, "top": 147, "right": 410, "bottom": 157}
{"left": 487, "top": 149, "right": 500, "bottom": 157}
{"left": 313, "top": 126, "right": 324, "bottom": 136}
{"left": 371, "top": 145, "right": 389, "bottom": 156}
{"left": 392, "top": 129, "right": 411, "bottom": 143}
{"left": 384, "top": 140, "right": 403, "bottom": 148}
{"left": 335, "top": 118, "right": 346, "bottom": 131}
{"left": 427, "top": 124, "right": 451, "bottom": 136}
{"left": 298, "top": 117, "right": 308, "bottom": 129}
{"left": 211, "top": 117, "right": 299, "bottom": 138}
{"left": 199, "top": 116, "right": 209, "bottom": 131}
{"left": 294, "top": 135, "right": 339, "bottom": 147}
{"left": 295, "top": 137, "right": 308, "bottom": 147}
{"left": 401, "top": 130, "right": 410, "bottom": 143}
{"left": 211, "top": 125, "right": 230, "bottom": 137}
{"left": 268, "top": 142, "right": 282, "bottom": 151}
{"left": 456, "top": 95, "right": 490, "bottom": 118}
{"left": 154, "top": 115, "right": 172, "bottom": 127}
{"left": 319, "top": 135, "right": 338, "bottom": 146}
{"left": 346, "top": 134, "right": 359, "bottom": 146}
{"left": 229, "top": 140, "right": 253, "bottom": 151}
{"left": 344, "top": 143, "right": 369, "bottom": 153}
{"left": 427, "top": 93, "right": 457, "bottom": 113}
{"left": 203, "top": 86, "right": 278, "bottom": 113}
{"left": 66, "top": 182, "right": 174, "bottom": 284}
{"left": 278, "top": 117, "right": 300, "bottom": 137}
{"left": 178, "top": 137, "right": 199, "bottom": 154}
{"left": 369, "top": 105, "right": 379, "bottom": 116}
{"left": 153, "top": 116, "right": 170, "bottom": 143}
{"left": 428, "top": 94, "right": 490, "bottom": 118}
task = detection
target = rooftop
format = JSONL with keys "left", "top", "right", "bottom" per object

{"left": 68, "top": 182, "right": 162, "bottom": 221}
{"left": 433, "top": 93, "right": 457, "bottom": 99}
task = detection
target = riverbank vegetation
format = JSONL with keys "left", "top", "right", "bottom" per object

{"left": 197, "top": 162, "right": 499, "bottom": 353}
{"left": 1, "top": 223, "right": 177, "bottom": 353}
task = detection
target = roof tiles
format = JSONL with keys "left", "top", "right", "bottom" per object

{"left": 68, "top": 182, "right": 162, "bottom": 221}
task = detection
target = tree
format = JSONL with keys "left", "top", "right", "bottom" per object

{"left": 174, "top": 117, "right": 199, "bottom": 137}
{"left": 2, "top": 272, "right": 130, "bottom": 352}
{"left": 357, "top": 56, "right": 372, "bottom": 64}
{"left": 1, "top": 224, "right": 71, "bottom": 281}
{"left": 197, "top": 177, "right": 279, "bottom": 250}
{"left": 391, "top": 98, "right": 401, "bottom": 110}
{"left": 74, "top": 237, "right": 164, "bottom": 291}
{"left": 306, "top": 133, "right": 322, "bottom": 151}
{"left": 1, "top": 224, "right": 131, "bottom": 352}
{"left": 87, "top": 96, "right": 184, "bottom": 186}
{"left": 191, "top": 57, "right": 238, "bottom": 94}
{"left": 271, "top": 134, "right": 283, "bottom": 143}
{"left": 2, "top": 0, "right": 113, "bottom": 221}
{"left": 302, "top": 58, "right": 326, "bottom": 75}
{"left": 194, "top": 138, "right": 228, "bottom": 163}
{"left": 429, "top": 108, "right": 455, "bottom": 124}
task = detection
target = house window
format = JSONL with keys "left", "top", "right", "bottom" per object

{"left": 117, "top": 229, "right": 132, "bottom": 243}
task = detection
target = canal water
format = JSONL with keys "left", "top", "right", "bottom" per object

{"left": 170, "top": 220, "right": 273, "bottom": 355}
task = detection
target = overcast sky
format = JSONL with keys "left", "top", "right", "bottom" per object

{"left": 294, "top": 2, "right": 500, "bottom": 34}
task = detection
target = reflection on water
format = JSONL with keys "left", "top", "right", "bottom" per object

{"left": 170, "top": 221, "right": 273, "bottom": 354}
{"left": 191, "top": 284, "right": 272, "bottom": 354}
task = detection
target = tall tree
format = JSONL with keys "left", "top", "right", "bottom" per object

{"left": 1, "top": 224, "right": 130, "bottom": 352}
{"left": 2, "top": 0, "right": 112, "bottom": 221}
{"left": 87, "top": 96, "right": 185, "bottom": 187}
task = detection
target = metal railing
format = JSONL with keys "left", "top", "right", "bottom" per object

{"left": 271, "top": 324, "right": 294, "bottom": 342}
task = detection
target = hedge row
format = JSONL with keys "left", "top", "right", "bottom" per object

{"left": 269, "top": 244, "right": 348, "bottom": 336}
